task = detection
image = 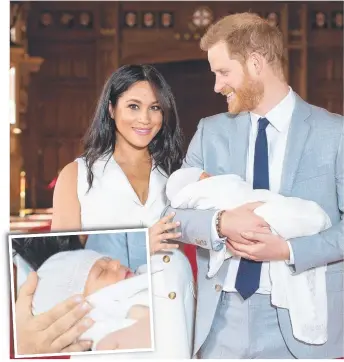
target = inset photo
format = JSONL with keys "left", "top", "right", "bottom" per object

{"left": 9, "top": 229, "right": 154, "bottom": 357}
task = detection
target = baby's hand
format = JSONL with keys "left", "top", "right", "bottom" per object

{"left": 96, "top": 312, "right": 152, "bottom": 351}
{"left": 199, "top": 172, "right": 211, "bottom": 180}
{"left": 127, "top": 305, "right": 150, "bottom": 320}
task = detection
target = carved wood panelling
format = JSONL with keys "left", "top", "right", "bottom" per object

{"left": 27, "top": 1, "right": 99, "bottom": 42}
{"left": 96, "top": 2, "right": 119, "bottom": 92}
{"left": 35, "top": 89, "right": 95, "bottom": 141}
{"left": 119, "top": 1, "right": 286, "bottom": 64}
{"left": 307, "top": 2, "right": 343, "bottom": 47}
{"left": 154, "top": 60, "right": 227, "bottom": 148}
{"left": 26, "top": 84, "right": 96, "bottom": 207}
{"left": 30, "top": 43, "right": 96, "bottom": 84}
{"left": 308, "top": 48, "right": 343, "bottom": 114}
{"left": 307, "top": 2, "right": 343, "bottom": 114}
{"left": 97, "top": 46, "right": 118, "bottom": 87}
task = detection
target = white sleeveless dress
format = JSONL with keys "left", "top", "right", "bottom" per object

{"left": 76, "top": 156, "right": 167, "bottom": 230}
{"left": 73, "top": 156, "right": 195, "bottom": 359}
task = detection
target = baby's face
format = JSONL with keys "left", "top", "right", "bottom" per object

{"left": 84, "top": 257, "right": 135, "bottom": 296}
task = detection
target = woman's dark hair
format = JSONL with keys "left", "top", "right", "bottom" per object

{"left": 82, "top": 64, "right": 184, "bottom": 190}
{"left": 12, "top": 235, "right": 84, "bottom": 271}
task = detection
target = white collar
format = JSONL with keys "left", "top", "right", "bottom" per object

{"left": 250, "top": 87, "right": 295, "bottom": 132}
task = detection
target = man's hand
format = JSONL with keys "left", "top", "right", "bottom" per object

{"left": 15, "top": 271, "right": 94, "bottom": 355}
{"left": 220, "top": 202, "right": 271, "bottom": 244}
{"left": 226, "top": 231, "right": 290, "bottom": 262}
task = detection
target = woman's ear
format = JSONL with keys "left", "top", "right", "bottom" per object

{"left": 108, "top": 102, "right": 115, "bottom": 119}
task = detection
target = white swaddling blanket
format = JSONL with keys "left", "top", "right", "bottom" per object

{"left": 80, "top": 270, "right": 150, "bottom": 350}
{"left": 166, "top": 168, "right": 332, "bottom": 345}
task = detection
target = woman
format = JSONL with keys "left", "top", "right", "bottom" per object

{"left": 15, "top": 65, "right": 195, "bottom": 357}
{"left": 52, "top": 64, "right": 184, "bottom": 264}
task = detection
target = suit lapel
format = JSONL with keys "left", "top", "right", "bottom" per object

{"left": 227, "top": 112, "right": 251, "bottom": 180}
{"left": 280, "top": 94, "right": 312, "bottom": 195}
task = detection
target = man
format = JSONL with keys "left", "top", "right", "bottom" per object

{"left": 165, "top": 12, "right": 344, "bottom": 359}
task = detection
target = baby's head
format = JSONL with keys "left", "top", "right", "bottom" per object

{"left": 32, "top": 249, "right": 134, "bottom": 315}
{"left": 166, "top": 167, "right": 212, "bottom": 201}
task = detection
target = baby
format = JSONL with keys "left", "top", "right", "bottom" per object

{"left": 32, "top": 249, "right": 151, "bottom": 351}
{"left": 166, "top": 167, "right": 331, "bottom": 257}
{"left": 166, "top": 167, "right": 331, "bottom": 345}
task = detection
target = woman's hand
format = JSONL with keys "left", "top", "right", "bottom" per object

{"left": 96, "top": 312, "right": 152, "bottom": 351}
{"left": 149, "top": 212, "right": 181, "bottom": 254}
{"left": 15, "top": 272, "right": 94, "bottom": 355}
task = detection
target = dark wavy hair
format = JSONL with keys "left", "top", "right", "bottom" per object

{"left": 82, "top": 64, "right": 184, "bottom": 190}
{"left": 12, "top": 235, "right": 84, "bottom": 271}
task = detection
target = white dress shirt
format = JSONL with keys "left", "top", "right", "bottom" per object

{"left": 212, "top": 87, "right": 296, "bottom": 293}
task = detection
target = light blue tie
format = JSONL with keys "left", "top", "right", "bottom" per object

{"left": 235, "top": 117, "right": 270, "bottom": 300}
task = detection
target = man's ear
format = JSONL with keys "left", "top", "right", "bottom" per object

{"left": 247, "top": 52, "right": 263, "bottom": 76}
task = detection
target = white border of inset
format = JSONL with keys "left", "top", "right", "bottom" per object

{"left": 9, "top": 227, "right": 155, "bottom": 359}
